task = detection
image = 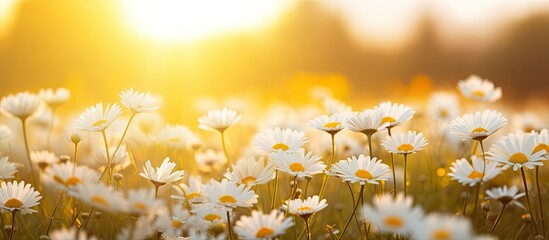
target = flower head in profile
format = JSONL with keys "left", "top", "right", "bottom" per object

{"left": 412, "top": 214, "right": 472, "bottom": 240}
{"left": 428, "top": 92, "right": 459, "bottom": 121}
{"left": 533, "top": 129, "right": 549, "bottom": 159}
{"left": 1, "top": 92, "right": 41, "bottom": 120}
{"left": 458, "top": 75, "right": 501, "bottom": 102}
{"left": 224, "top": 156, "right": 275, "bottom": 186}
{"left": 75, "top": 103, "right": 122, "bottom": 132}
{"left": 191, "top": 203, "right": 228, "bottom": 225}
{"left": 0, "top": 156, "right": 17, "bottom": 180}
{"left": 156, "top": 125, "right": 196, "bottom": 149}
{"left": 450, "top": 110, "right": 507, "bottom": 141}
{"left": 195, "top": 149, "right": 227, "bottom": 173}
{"left": 30, "top": 150, "right": 58, "bottom": 171}
{"left": 270, "top": 148, "right": 325, "bottom": 178}
{"left": 309, "top": 112, "right": 348, "bottom": 135}
{"left": 140, "top": 157, "right": 184, "bottom": 187}
{"left": 254, "top": 127, "right": 308, "bottom": 153}
{"left": 374, "top": 101, "right": 415, "bottom": 128}
{"left": 203, "top": 179, "right": 258, "bottom": 209}
{"left": 487, "top": 132, "right": 546, "bottom": 171}
{"left": 70, "top": 182, "right": 127, "bottom": 212}
{"left": 286, "top": 195, "right": 328, "bottom": 218}
{"left": 234, "top": 210, "right": 294, "bottom": 239}
{"left": 360, "top": 194, "right": 423, "bottom": 234}
{"left": 198, "top": 108, "right": 241, "bottom": 133}
{"left": 120, "top": 88, "right": 159, "bottom": 113}
{"left": 382, "top": 131, "right": 428, "bottom": 155}
{"left": 93, "top": 145, "right": 130, "bottom": 172}
{"left": 330, "top": 155, "right": 390, "bottom": 185}
{"left": 45, "top": 162, "right": 99, "bottom": 191}
{"left": 486, "top": 185, "right": 525, "bottom": 208}
{"left": 172, "top": 175, "right": 204, "bottom": 204}
{"left": 126, "top": 188, "right": 164, "bottom": 215}
{"left": 0, "top": 181, "right": 42, "bottom": 214}
{"left": 38, "top": 88, "right": 70, "bottom": 109}
{"left": 344, "top": 109, "right": 389, "bottom": 136}
{"left": 448, "top": 156, "right": 501, "bottom": 186}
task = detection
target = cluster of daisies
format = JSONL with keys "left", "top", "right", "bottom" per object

{"left": 0, "top": 74, "right": 546, "bottom": 240}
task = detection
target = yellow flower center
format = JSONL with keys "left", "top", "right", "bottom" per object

{"left": 509, "top": 153, "right": 529, "bottom": 164}
{"left": 187, "top": 192, "right": 202, "bottom": 200}
{"left": 256, "top": 227, "right": 275, "bottom": 238}
{"left": 397, "top": 144, "right": 414, "bottom": 152}
{"left": 384, "top": 216, "right": 403, "bottom": 228}
{"left": 533, "top": 144, "right": 549, "bottom": 154}
{"left": 4, "top": 198, "right": 23, "bottom": 208}
{"left": 241, "top": 176, "right": 256, "bottom": 185}
{"left": 355, "top": 169, "right": 373, "bottom": 179}
{"left": 432, "top": 229, "right": 451, "bottom": 240}
{"left": 204, "top": 214, "right": 221, "bottom": 221}
{"left": 323, "top": 122, "right": 341, "bottom": 128}
{"left": 92, "top": 119, "right": 107, "bottom": 127}
{"left": 439, "top": 109, "right": 449, "bottom": 118}
{"left": 468, "top": 170, "right": 483, "bottom": 180}
{"left": 133, "top": 203, "right": 147, "bottom": 210}
{"left": 272, "top": 143, "right": 289, "bottom": 151}
{"left": 381, "top": 116, "right": 396, "bottom": 125}
{"left": 55, "top": 175, "right": 81, "bottom": 186}
{"left": 471, "top": 127, "right": 488, "bottom": 133}
{"left": 219, "top": 195, "right": 237, "bottom": 204}
{"left": 472, "top": 90, "right": 485, "bottom": 97}
{"left": 171, "top": 220, "right": 182, "bottom": 228}
{"left": 297, "top": 206, "right": 312, "bottom": 211}
{"left": 289, "top": 162, "right": 305, "bottom": 172}
{"left": 91, "top": 195, "right": 109, "bottom": 207}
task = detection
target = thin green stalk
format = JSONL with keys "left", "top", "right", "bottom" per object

{"left": 367, "top": 134, "right": 373, "bottom": 157}
{"left": 45, "top": 191, "right": 65, "bottom": 235}
{"left": 0, "top": 212, "right": 6, "bottom": 239}
{"left": 81, "top": 208, "right": 95, "bottom": 231}
{"left": 284, "top": 177, "right": 298, "bottom": 218}
{"left": 305, "top": 217, "right": 312, "bottom": 240}
{"left": 521, "top": 167, "right": 540, "bottom": 234}
{"left": 535, "top": 166, "right": 545, "bottom": 236}
{"left": 72, "top": 142, "right": 79, "bottom": 175}
{"left": 97, "top": 130, "right": 112, "bottom": 184}
{"left": 472, "top": 183, "right": 481, "bottom": 229}
{"left": 271, "top": 170, "right": 279, "bottom": 209}
{"left": 304, "top": 179, "right": 310, "bottom": 198}
{"left": 388, "top": 128, "right": 396, "bottom": 198}
{"left": 227, "top": 211, "right": 234, "bottom": 240}
{"left": 220, "top": 131, "right": 230, "bottom": 168}
{"left": 403, "top": 154, "right": 408, "bottom": 197}
{"left": 21, "top": 120, "right": 37, "bottom": 187}
{"left": 490, "top": 203, "right": 507, "bottom": 234}
{"left": 8, "top": 211, "right": 16, "bottom": 240}
{"left": 462, "top": 185, "right": 469, "bottom": 216}
{"left": 338, "top": 185, "right": 365, "bottom": 240}
{"left": 319, "top": 133, "right": 336, "bottom": 199}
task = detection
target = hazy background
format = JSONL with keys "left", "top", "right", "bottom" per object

{"left": 1, "top": 0, "right": 548, "bottom": 122}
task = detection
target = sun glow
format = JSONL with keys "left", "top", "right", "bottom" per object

{"left": 122, "top": 0, "right": 290, "bottom": 41}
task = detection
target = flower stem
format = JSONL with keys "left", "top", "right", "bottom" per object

{"left": 227, "top": 211, "right": 234, "bottom": 240}
{"left": 72, "top": 142, "right": 79, "bottom": 175}
{"left": 536, "top": 166, "right": 546, "bottom": 236}
{"left": 8, "top": 211, "right": 16, "bottom": 240}
{"left": 521, "top": 167, "right": 540, "bottom": 234}
{"left": 21, "top": 119, "right": 37, "bottom": 187}
{"left": 96, "top": 130, "right": 112, "bottom": 184}
{"left": 490, "top": 203, "right": 507, "bottom": 234}
{"left": 304, "top": 179, "right": 310, "bottom": 198}
{"left": 462, "top": 185, "right": 469, "bottom": 215}
{"left": 271, "top": 170, "right": 279, "bottom": 209}
{"left": 338, "top": 184, "right": 365, "bottom": 240}
{"left": 319, "top": 133, "right": 336, "bottom": 199}
{"left": 45, "top": 191, "right": 65, "bottom": 235}
{"left": 220, "top": 131, "right": 230, "bottom": 168}
{"left": 366, "top": 133, "right": 373, "bottom": 157}
{"left": 305, "top": 217, "right": 312, "bottom": 240}
{"left": 81, "top": 208, "right": 95, "bottom": 231}
{"left": 403, "top": 154, "right": 408, "bottom": 197}
{"left": 472, "top": 182, "right": 481, "bottom": 229}
{"left": 388, "top": 127, "right": 397, "bottom": 198}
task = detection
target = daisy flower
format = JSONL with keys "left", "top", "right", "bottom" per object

{"left": 0, "top": 92, "right": 41, "bottom": 120}
{"left": 93, "top": 145, "right": 130, "bottom": 172}
{"left": 224, "top": 156, "right": 275, "bottom": 186}
{"left": 30, "top": 150, "right": 58, "bottom": 171}
{"left": 203, "top": 179, "right": 258, "bottom": 209}
{"left": 449, "top": 110, "right": 507, "bottom": 141}
{"left": 487, "top": 132, "right": 546, "bottom": 171}
{"left": 172, "top": 175, "right": 205, "bottom": 204}
{"left": 191, "top": 203, "right": 228, "bottom": 225}
{"left": 323, "top": 97, "right": 351, "bottom": 114}
{"left": 533, "top": 129, "right": 549, "bottom": 159}
{"left": 0, "top": 156, "right": 17, "bottom": 180}
{"left": 458, "top": 75, "right": 501, "bottom": 102}
{"left": 485, "top": 185, "right": 525, "bottom": 208}
{"left": 234, "top": 210, "right": 294, "bottom": 239}
{"left": 253, "top": 127, "right": 308, "bottom": 153}
{"left": 329, "top": 155, "right": 390, "bottom": 185}
{"left": 140, "top": 157, "right": 184, "bottom": 187}
{"left": 119, "top": 88, "right": 159, "bottom": 113}
{"left": 198, "top": 108, "right": 241, "bottom": 132}
{"left": 412, "top": 214, "right": 472, "bottom": 240}
{"left": 448, "top": 156, "right": 501, "bottom": 186}
{"left": 156, "top": 125, "right": 196, "bottom": 149}
{"left": 308, "top": 112, "right": 348, "bottom": 135}
{"left": 45, "top": 162, "right": 99, "bottom": 191}
{"left": 286, "top": 195, "right": 328, "bottom": 218}
{"left": 38, "top": 88, "right": 70, "bottom": 109}
{"left": 374, "top": 101, "right": 415, "bottom": 128}
{"left": 75, "top": 103, "right": 122, "bottom": 132}
{"left": 270, "top": 148, "right": 326, "bottom": 178}
{"left": 70, "top": 182, "right": 127, "bottom": 212}
{"left": 382, "top": 131, "right": 428, "bottom": 155}
{"left": 195, "top": 149, "right": 227, "bottom": 173}
{"left": 126, "top": 188, "right": 164, "bottom": 215}
{"left": 344, "top": 109, "right": 389, "bottom": 136}
{"left": 428, "top": 92, "right": 459, "bottom": 121}
{"left": 0, "top": 181, "right": 42, "bottom": 214}
{"left": 360, "top": 194, "right": 423, "bottom": 235}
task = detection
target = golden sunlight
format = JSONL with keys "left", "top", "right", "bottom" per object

{"left": 121, "top": 0, "right": 290, "bottom": 41}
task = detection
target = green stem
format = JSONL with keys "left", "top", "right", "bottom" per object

{"left": 8, "top": 211, "right": 16, "bottom": 240}
{"left": 472, "top": 182, "right": 481, "bottom": 229}
{"left": 388, "top": 127, "right": 396, "bottom": 198}
{"left": 403, "top": 154, "right": 408, "bottom": 197}
{"left": 462, "top": 185, "right": 469, "bottom": 216}
{"left": 490, "top": 203, "right": 507, "bottom": 234}
{"left": 221, "top": 131, "right": 230, "bottom": 168}
{"left": 45, "top": 191, "right": 65, "bottom": 235}
{"left": 305, "top": 217, "right": 312, "bottom": 240}
{"left": 271, "top": 170, "right": 279, "bottom": 209}
{"left": 304, "top": 179, "right": 310, "bottom": 198}
{"left": 81, "top": 208, "right": 95, "bottom": 231}
{"left": 367, "top": 134, "right": 373, "bottom": 157}
{"left": 0, "top": 211, "right": 6, "bottom": 239}
{"left": 227, "top": 211, "right": 234, "bottom": 240}
{"left": 21, "top": 120, "right": 37, "bottom": 187}
{"left": 338, "top": 185, "right": 365, "bottom": 240}
{"left": 72, "top": 142, "right": 79, "bottom": 175}
{"left": 521, "top": 167, "right": 540, "bottom": 234}
{"left": 536, "top": 166, "right": 546, "bottom": 236}
{"left": 319, "top": 133, "right": 336, "bottom": 199}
